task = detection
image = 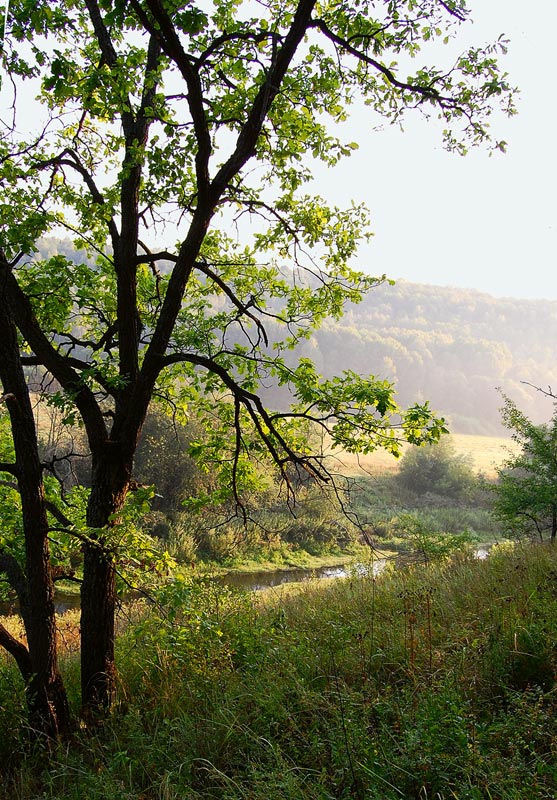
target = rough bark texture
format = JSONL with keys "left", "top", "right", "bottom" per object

{"left": 80, "top": 445, "right": 131, "bottom": 712}
{"left": 0, "top": 296, "right": 70, "bottom": 737}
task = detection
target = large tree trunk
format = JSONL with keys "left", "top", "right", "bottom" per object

{"left": 80, "top": 445, "right": 131, "bottom": 713}
{"left": 80, "top": 542, "right": 117, "bottom": 712}
{"left": 0, "top": 301, "right": 70, "bottom": 738}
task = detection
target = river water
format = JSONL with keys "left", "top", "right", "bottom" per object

{"left": 0, "top": 560, "right": 387, "bottom": 616}
{"left": 1, "top": 546, "right": 492, "bottom": 616}
{"left": 217, "top": 559, "right": 387, "bottom": 591}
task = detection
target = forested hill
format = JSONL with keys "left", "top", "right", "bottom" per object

{"left": 36, "top": 239, "right": 557, "bottom": 435}
{"left": 286, "top": 280, "right": 557, "bottom": 435}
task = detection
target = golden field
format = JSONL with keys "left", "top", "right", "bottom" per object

{"left": 326, "top": 433, "right": 519, "bottom": 479}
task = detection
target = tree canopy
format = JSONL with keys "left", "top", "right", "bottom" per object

{"left": 493, "top": 395, "right": 557, "bottom": 543}
{"left": 0, "top": 0, "right": 515, "bottom": 734}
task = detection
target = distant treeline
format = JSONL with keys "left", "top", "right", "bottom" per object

{"left": 37, "top": 238, "right": 557, "bottom": 434}
{"left": 262, "top": 280, "right": 557, "bottom": 435}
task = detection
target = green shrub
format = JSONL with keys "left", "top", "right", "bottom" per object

{"left": 396, "top": 438, "right": 477, "bottom": 500}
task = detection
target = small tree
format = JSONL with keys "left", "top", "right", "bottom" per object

{"left": 396, "top": 438, "right": 476, "bottom": 501}
{"left": 492, "top": 396, "right": 557, "bottom": 542}
{"left": 394, "top": 512, "right": 473, "bottom": 564}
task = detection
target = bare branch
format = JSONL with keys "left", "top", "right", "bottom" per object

{"left": 520, "top": 381, "right": 556, "bottom": 400}
{"left": 0, "top": 461, "right": 18, "bottom": 477}
{"left": 0, "top": 548, "right": 27, "bottom": 603}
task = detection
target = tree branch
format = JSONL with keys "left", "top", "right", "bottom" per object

{"left": 33, "top": 148, "right": 120, "bottom": 252}
{"left": 0, "top": 259, "right": 108, "bottom": 453}
{"left": 0, "top": 548, "right": 27, "bottom": 603}
{"left": 196, "top": 29, "right": 282, "bottom": 68}
{"left": 0, "top": 460, "right": 18, "bottom": 477}
{"left": 132, "top": 0, "right": 212, "bottom": 203}
{"left": 211, "top": 0, "right": 318, "bottom": 199}
{"left": 194, "top": 259, "right": 269, "bottom": 347}
{"left": 311, "top": 18, "right": 449, "bottom": 105}
{"left": 0, "top": 622, "right": 32, "bottom": 682}
{"left": 437, "top": 0, "right": 467, "bottom": 23}
{"left": 159, "top": 350, "right": 329, "bottom": 485}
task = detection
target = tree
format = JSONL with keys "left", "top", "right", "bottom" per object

{"left": 492, "top": 396, "right": 557, "bottom": 542}
{"left": 0, "top": 305, "right": 70, "bottom": 736}
{"left": 396, "top": 437, "right": 476, "bottom": 501}
{"left": 0, "top": 0, "right": 514, "bottom": 733}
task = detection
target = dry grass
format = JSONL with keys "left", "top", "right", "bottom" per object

{"left": 326, "top": 432, "right": 518, "bottom": 479}
{"left": 0, "top": 602, "right": 146, "bottom": 665}
{"left": 0, "top": 610, "right": 82, "bottom": 663}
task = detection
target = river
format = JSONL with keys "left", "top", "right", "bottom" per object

{"left": 1, "top": 546, "right": 493, "bottom": 616}
{"left": 0, "top": 559, "right": 387, "bottom": 616}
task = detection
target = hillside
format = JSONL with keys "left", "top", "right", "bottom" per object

{"left": 289, "top": 280, "right": 557, "bottom": 434}
{"left": 36, "top": 238, "right": 557, "bottom": 435}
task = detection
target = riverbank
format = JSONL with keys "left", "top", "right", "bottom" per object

{"left": 3, "top": 541, "right": 557, "bottom": 798}
{"left": 194, "top": 543, "right": 381, "bottom": 575}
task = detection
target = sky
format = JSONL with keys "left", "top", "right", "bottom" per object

{"left": 1, "top": 1, "right": 555, "bottom": 301}
{"left": 314, "top": 0, "right": 557, "bottom": 301}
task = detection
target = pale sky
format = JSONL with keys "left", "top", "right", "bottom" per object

{"left": 2, "top": 1, "right": 555, "bottom": 301}
{"left": 314, "top": 0, "right": 557, "bottom": 301}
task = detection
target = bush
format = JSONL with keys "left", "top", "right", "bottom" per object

{"left": 396, "top": 438, "right": 477, "bottom": 501}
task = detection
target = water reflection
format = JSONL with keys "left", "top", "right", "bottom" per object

{"left": 1, "top": 546, "right": 492, "bottom": 616}
{"left": 219, "top": 559, "right": 388, "bottom": 592}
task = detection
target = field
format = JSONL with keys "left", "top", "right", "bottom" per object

{"left": 327, "top": 432, "right": 518, "bottom": 479}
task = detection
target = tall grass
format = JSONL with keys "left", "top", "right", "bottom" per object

{"left": 2, "top": 543, "right": 557, "bottom": 799}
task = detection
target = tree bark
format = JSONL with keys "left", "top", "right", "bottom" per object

{"left": 0, "top": 298, "right": 70, "bottom": 737}
{"left": 80, "top": 443, "right": 131, "bottom": 712}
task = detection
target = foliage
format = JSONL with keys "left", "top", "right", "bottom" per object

{"left": 3, "top": 543, "right": 557, "bottom": 798}
{"left": 493, "top": 395, "right": 557, "bottom": 541}
{"left": 396, "top": 436, "right": 477, "bottom": 500}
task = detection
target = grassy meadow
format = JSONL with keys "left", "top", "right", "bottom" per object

{"left": 3, "top": 428, "right": 549, "bottom": 798}
{"left": 2, "top": 542, "right": 557, "bottom": 799}
{"left": 327, "top": 433, "right": 518, "bottom": 479}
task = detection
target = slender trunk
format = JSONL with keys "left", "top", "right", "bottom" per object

{"left": 80, "top": 444, "right": 131, "bottom": 713}
{"left": 0, "top": 300, "right": 70, "bottom": 737}
{"left": 552, "top": 505, "right": 557, "bottom": 544}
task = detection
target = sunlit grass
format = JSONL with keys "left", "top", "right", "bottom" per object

{"left": 3, "top": 543, "right": 557, "bottom": 799}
